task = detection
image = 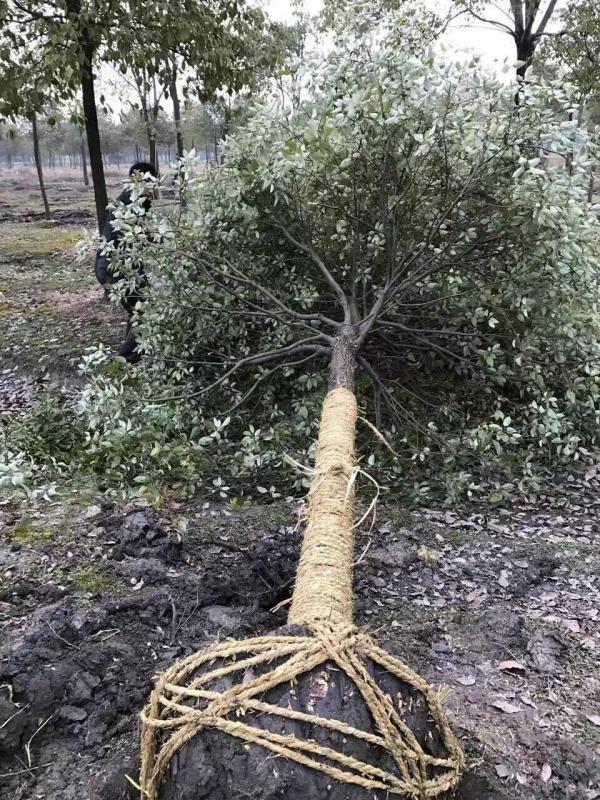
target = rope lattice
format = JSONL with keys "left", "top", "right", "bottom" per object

{"left": 139, "top": 623, "right": 464, "bottom": 800}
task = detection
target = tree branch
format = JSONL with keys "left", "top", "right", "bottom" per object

{"left": 272, "top": 222, "right": 352, "bottom": 324}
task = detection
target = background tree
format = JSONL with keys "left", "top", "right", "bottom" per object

{"left": 0, "top": 0, "right": 284, "bottom": 229}
{"left": 457, "top": 0, "right": 561, "bottom": 77}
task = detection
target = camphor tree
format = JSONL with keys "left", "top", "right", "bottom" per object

{"left": 87, "top": 18, "right": 600, "bottom": 800}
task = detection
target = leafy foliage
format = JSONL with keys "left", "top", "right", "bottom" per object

{"left": 5, "top": 17, "right": 600, "bottom": 503}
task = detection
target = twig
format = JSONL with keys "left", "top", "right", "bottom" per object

{"left": 90, "top": 628, "right": 120, "bottom": 643}
{"left": 45, "top": 622, "right": 80, "bottom": 651}
{"left": 0, "top": 703, "right": 30, "bottom": 732}
{"left": 354, "top": 538, "right": 373, "bottom": 566}
{"left": 0, "top": 762, "right": 54, "bottom": 779}
{"left": 25, "top": 713, "right": 54, "bottom": 768}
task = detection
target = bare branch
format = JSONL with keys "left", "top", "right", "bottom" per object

{"left": 534, "top": 0, "right": 559, "bottom": 38}
{"left": 272, "top": 222, "right": 352, "bottom": 324}
{"left": 158, "top": 339, "right": 328, "bottom": 403}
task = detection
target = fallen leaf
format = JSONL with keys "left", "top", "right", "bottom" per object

{"left": 498, "top": 569, "right": 510, "bottom": 588}
{"left": 541, "top": 763, "right": 552, "bottom": 782}
{"left": 84, "top": 504, "right": 102, "bottom": 519}
{"left": 585, "top": 715, "right": 600, "bottom": 727}
{"left": 498, "top": 660, "right": 526, "bottom": 673}
{"left": 492, "top": 699, "right": 521, "bottom": 714}
{"left": 562, "top": 619, "right": 581, "bottom": 633}
{"left": 494, "top": 764, "right": 511, "bottom": 778}
{"left": 455, "top": 675, "right": 476, "bottom": 686}
{"left": 132, "top": 578, "right": 144, "bottom": 591}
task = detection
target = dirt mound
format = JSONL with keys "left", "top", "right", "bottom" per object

{"left": 0, "top": 508, "right": 299, "bottom": 800}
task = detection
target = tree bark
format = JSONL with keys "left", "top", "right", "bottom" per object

{"left": 66, "top": 0, "right": 107, "bottom": 230}
{"left": 31, "top": 115, "right": 50, "bottom": 220}
{"left": 80, "top": 134, "right": 89, "bottom": 186}
{"left": 80, "top": 43, "right": 108, "bottom": 230}
{"left": 170, "top": 65, "right": 184, "bottom": 159}
{"left": 328, "top": 329, "right": 357, "bottom": 391}
{"left": 148, "top": 136, "right": 157, "bottom": 172}
{"left": 516, "top": 39, "right": 535, "bottom": 79}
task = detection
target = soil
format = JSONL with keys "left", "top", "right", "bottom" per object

{"left": 0, "top": 167, "right": 599, "bottom": 800}
{"left": 1, "top": 491, "right": 599, "bottom": 800}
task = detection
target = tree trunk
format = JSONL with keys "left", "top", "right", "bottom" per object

{"left": 68, "top": 0, "right": 109, "bottom": 233}
{"left": 148, "top": 136, "right": 157, "bottom": 172}
{"left": 80, "top": 135, "right": 89, "bottom": 186}
{"left": 147, "top": 327, "right": 462, "bottom": 799}
{"left": 31, "top": 116, "right": 50, "bottom": 220}
{"left": 81, "top": 56, "right": 108, "bottom": 228}
{"left": 170, "top": 65, "right": 184, "bottom": 159}
{"left": 289, "top": 331, "right": 357, "bottom": 628}
{"left": 588, "top": 168, "right": 595, "bottom": 205}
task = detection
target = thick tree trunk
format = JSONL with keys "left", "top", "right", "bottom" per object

{"left": 515, "top": 31, "right": 535, "bottom": 80}
{"left": 80, "top": 136, "right": 89, "bottom": 186}
{"left": 31, "top": 116, "right": 50, "bottom": 220}
{"left": 289, "top": 331, "right": 357, "bottom": 628}
{"left": 170, "top": 66, "right": 184, "bottom": 159}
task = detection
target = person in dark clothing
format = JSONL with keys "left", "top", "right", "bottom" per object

{"left": 95, "top": 161, "right": 158, "bottom": 363}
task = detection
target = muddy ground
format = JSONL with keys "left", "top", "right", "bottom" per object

{"left": 0, "top": 168, "right": 599, "bottom": 800}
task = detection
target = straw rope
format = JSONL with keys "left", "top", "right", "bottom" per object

{"left": 288, "top": 388, "right": 358, "bottom": 627}
{"left": 138, "top": 387, "right": 463, "bottom": 798}
{"left": 139, "top": 622, "right": 463, "bottom": 799}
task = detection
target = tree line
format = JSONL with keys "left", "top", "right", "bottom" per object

{"left": 0, "top": 0, "right": 300, "bottom": 229}
{"left": 0, "top": 104, "right": 227, "bottom": 174}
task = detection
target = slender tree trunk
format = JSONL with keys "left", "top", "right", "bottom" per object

{"left": 81, "top": 55, "right": 108, "bottom": 228}
{"left": 31, "top": 116, "right": 51, "bottom": 220}
{"left": 169, "top": 65, "right": 184, "bottom": 159}
{"left": 148, "top": 136, "right": 157, "bottom": 172}
{"left": 80, "top": 135, "right": 90, "bottom": 186}
{"left": 588, "top": 169, "right": 595, "bottom": 204}
{"left": 66, "top": 0, "right": 109, "bottom": 232}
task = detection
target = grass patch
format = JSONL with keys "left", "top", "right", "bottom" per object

{"left": 68, "top": 565, "right": 121, "bottom": 595}
{"left": 7, "top": 518, "right": 54, "bottom": 545}
{"left": 0, "top": 223, "right": 82, "bottom": 259}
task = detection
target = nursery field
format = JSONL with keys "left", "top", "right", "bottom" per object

{"left": 0, "top": 169, "right": 599, "bottom": 800}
